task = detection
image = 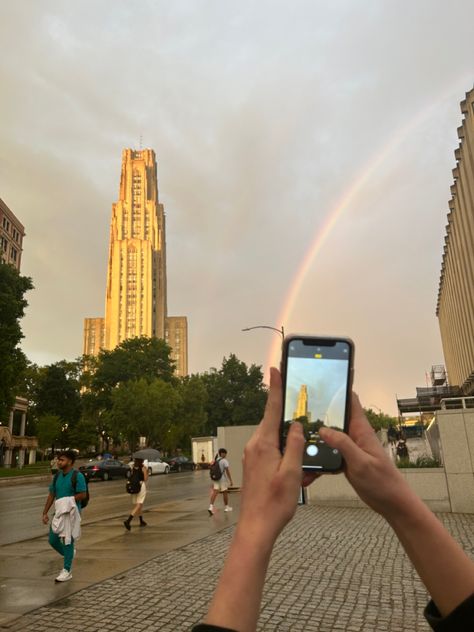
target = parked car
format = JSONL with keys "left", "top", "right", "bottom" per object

{"left": 168, "top": 455, "right": 196, "bottom": 472}
{"left": 146, "top": 459, "right": 170, "bottom": 475}
{"left": 79, "top": 459, "right": 130, "bottom": 481}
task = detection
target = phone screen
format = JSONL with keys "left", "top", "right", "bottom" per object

{"left": 282, "top": 338, "right": 353, "bottom": 471}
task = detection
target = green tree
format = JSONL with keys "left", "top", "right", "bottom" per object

{"left": 201, "top": 354, "right": 267, "bottom": 433}
{"left": 364, "top": 408, "right": 398, "bottom": 432}
{"left": 0, "top": 261, "right": 33, "bottom": 422}
{"left": 37, "top": 414, "right": 62, "bottom": 451}
{"left": 168, "top": 375, "right": 208, "bottom": 453}
{"left": 85, "top": 336, "right": 175, "bottom": 415}
{"left": 32, "top": 362, "right": 82, "bottom": 426}
{"left": 67, "top": 418, "right": 98, "bottom": 454}
{"left": 109, "top": 378, "right": 180, "bottom": 451}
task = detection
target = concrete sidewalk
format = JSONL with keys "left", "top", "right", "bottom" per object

{"left": 0, "top": 494, "right": 240, "bottom": 629}
{"left": 2, "top": 504, "right": 474, "bottom": 631}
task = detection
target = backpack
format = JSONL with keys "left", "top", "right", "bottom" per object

{"left": 53, "top": 469, "right": 90, "bottom": 509}
{"left": 126, "top": 467, "right": 143, "bottom": 494}
{"left": 209, "top": 457, "right": 223, "bottom": 481}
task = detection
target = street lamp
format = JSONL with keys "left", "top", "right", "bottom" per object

{"left": 241, "top": 325, "right": 285, "bottom": 339}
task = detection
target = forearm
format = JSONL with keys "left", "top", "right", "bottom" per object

{"left": 43, "top": 493, "right": 54, "bottom": 515}
{"left": 204, "top": 526, "right": 273, "bottom": 632}
{"left": 385, "top": 492, "right": 474, "bottom": 617}
{"left": 74, "top": 492, "right": 86, "bottom": 503}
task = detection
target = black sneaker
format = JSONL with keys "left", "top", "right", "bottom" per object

{"left": 123, "top": 520, "right": 131, "bottom": 531}
{"left": 139, "top": 520, "right": 147, "bottom": 527}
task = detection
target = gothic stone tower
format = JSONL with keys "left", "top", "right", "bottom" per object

{"left": 104, "top": 148, "right": 167, "bottom": 348}
{"left": 293, "top": 384, "right": 312, "bottom": 422}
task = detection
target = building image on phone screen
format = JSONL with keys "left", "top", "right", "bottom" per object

{"left": 284, "top": 357, "right": 347, "bottom": 432}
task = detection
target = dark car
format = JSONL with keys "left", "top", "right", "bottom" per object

{"left": 168, "top": 455, "right": 196, "bottom": 473}
{"left": 79, "top": 459, "right": 130, "bottom": 481}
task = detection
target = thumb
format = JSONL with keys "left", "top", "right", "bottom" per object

{"left": 319, "top": 427, "right": 363, "bottom": 466}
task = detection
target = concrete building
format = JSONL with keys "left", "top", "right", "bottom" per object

{"left": 165, "top": 316, "right": 188, "bottom": 377}
{"left": 0, "top": 397, "right": 37, "bottom": 467}
{"left": 0, "top": 197, "right": 24, "bottom": 270}
{"left": 83, "top": 149, "right": 188, "bottom": 374}
{"left": 0, "top": 199, "right": 38, "bottom": 467}
{"left": 437, "top": 88, "right": 474, "bottom": 394}
{"left": 83, "top": 317, "right": 105, "bottom": 356}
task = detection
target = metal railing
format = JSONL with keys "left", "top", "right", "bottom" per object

{"left": 440, "top": 397, "right": 474, "bottom": 410}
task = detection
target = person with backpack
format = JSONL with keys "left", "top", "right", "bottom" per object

{"left": 208, "top": 448, "right": 234, "bottom": 515}
{"left": 123, "top": 457, "right": 149, "bottom": 530}
{"left": 41, "top": 449, "right": 87, "bottom": 583}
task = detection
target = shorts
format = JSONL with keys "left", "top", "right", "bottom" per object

{"left": 131, "top": 482, "right": 146, "bottom": 504}
{"left": 212, "top": 480, "right": 228, "bottom": 492}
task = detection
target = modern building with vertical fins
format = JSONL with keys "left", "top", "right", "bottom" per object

{"left": 437, "top": 88, "right": 474, "bottom": 394}
{"left": 83, "top": 148, "right": 188, "bottom": 376}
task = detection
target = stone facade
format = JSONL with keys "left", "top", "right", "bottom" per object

{"left": 0, "top": 197, "right": 24, "bottom": 271}
{"left": 165, "top": 316, "right": 188, "bottom": 377}
{"left": 0, "top": 397, "right": 38, "bottom": 468}
{"left": 82, "top": 317, "right": 105, "bottom": 356}
{"left": 83, "top": 149, "right": 188, "bottom": 374}
{"left": 437, "top": 88, "right": 474, "bottom": 394}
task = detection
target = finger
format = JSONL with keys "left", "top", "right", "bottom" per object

{"left": 347, "top": 392, "right": 375, "bottom": 441}
{"left": 302, "top": 471, "right": 322, "bottom": 487}
{"left": 280, "top": 421, "right": 305, "bottom": 473}
{"left": 319, "top": 426, "right": 364, "bottom": 466}
{"left": 259, "top": 367, "right": 283, "bottom": 444}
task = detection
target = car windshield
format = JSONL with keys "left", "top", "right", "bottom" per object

{"left": 85, "top": 461, "right": 102, "bottom": 467}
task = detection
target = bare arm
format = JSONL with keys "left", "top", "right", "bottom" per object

{"left": 74, "top": 492, "right": 87, "bottom": 503}
{"left": 319, "top": 395, "right": 474, "bottom": 618}
{"left": 143, "top": 465, "right": 149, "bottom": 482}
{"left": 203, "top": 368, "right": 304, "bottom": 631}
{"left": 42, "top": 492, "right": 55, "bottom": 524}
{"left": 224, "top": 466, "right": 234, "bottom": 486}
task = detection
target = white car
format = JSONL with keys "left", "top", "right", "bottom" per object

{"left": 146, "top": 458, "right": 170, "bottom": 475}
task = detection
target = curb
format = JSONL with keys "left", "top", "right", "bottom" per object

{"left": 0, "top": 474, "right": 51, "bottom": 487}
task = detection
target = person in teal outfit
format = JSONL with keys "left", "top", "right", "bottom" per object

{"left": 42, "top": 449, "right": 87, "bottom": 582}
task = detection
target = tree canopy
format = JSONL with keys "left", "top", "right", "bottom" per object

{"left": 0, "top": 262, "right": 33, "bottom": 422}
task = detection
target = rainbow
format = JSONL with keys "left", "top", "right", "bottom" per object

{"left": 267, "top": 78, "right": 473, "bottom": 371}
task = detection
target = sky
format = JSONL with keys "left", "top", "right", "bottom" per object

{"left": 1, "top": 0, "right": 474, "bottom": 415}
{"left": 284, "top": 357, "right": 347, "bottom": 429}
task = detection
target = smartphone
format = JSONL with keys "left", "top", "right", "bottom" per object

{"left": 280, "top": 335, "right": 354, "bottom": 473}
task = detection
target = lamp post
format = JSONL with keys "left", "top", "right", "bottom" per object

{"left": 241, "top": 325, "right": 285, "bottom": 339}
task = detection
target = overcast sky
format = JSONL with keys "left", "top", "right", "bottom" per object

{"left": 1, "top": 1, "right": 474, "bottom": 414}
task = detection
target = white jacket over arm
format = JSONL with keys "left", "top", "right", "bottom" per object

{"left": 52, "top": 496, "right": 81, "bottom": 545}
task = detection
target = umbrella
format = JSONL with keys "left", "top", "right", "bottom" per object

{"left": 132, "top": 448, "right": 161, "bottom": 461}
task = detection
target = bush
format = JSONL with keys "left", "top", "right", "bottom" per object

{"left": 397, "top": 455, "right": 441, "bottom": 468}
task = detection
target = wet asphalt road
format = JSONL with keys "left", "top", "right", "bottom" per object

{"left": 0, "top": 469, "right": 212, "bottom": 546}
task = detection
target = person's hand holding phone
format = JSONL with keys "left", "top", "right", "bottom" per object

{"left": 239, "top": 367, "right": 305, "bottom": 545}
{"left": 315, "top": 393, "right": 412, "bottom": 518}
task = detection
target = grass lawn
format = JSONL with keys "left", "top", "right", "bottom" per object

{"left": 0, "top": 463, "right": 51, "bottom": 478}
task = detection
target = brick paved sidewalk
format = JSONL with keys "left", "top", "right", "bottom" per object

{"left": 7, "top": 506, "right": 474, "bottom": 632}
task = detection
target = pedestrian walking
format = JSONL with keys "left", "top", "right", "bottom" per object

{"left": 123, "top": 457, "right": 148, "bottom": 530}
{"left": 208, "top": 448, "right": 234, "bottom": 515}
{"left": 50, "top": 454, "right": 58, "bottom": 475}
{"left": 42, "top": 449, "right": 87, "bottom": 583}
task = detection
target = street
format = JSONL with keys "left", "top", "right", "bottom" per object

{"left": 0, "top": 468, "right": 212, "bottom": 546}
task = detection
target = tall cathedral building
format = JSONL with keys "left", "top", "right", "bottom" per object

{"left": 293, "top": 384, "right": 311, "bottom": 422}
{"left": 83, "top": 148, "right": 188, "bottom": 376}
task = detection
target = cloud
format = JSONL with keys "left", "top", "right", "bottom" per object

{"left": 1, "top": 0, "right": 473, "bottom": 413}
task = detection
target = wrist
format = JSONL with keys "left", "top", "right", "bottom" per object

{"left": 380, "top": 488, "right": 427, "bottom": 526}
{"left": 234, "top": 520, "right": 279, "bottom": 555}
